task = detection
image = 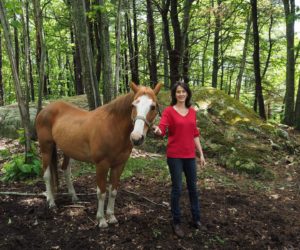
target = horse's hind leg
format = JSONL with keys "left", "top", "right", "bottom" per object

{"left": 61, "top": 155, "right": 79, "bottom": 203}
{"left": 106, "top": 164, "right": 125, "bottom": 224}
{"left": 41, "top": 145, "right": 56, "bottom": 208}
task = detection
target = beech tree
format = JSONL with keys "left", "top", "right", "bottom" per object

{"left": 0, "top": 1, "right": 32, "bottom": 161}
{"left": 282, "top": 0, "right": 295, "bottom": 126}
{"left": 71, "top": 0, "right": 101, "bottom": 109}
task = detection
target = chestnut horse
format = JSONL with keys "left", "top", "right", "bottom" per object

{"left": 36, "top": 82, "right": 162, "bottom": 228}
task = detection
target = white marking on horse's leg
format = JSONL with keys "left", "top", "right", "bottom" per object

{"left": 107, "top": 185, "right": 118, "bottom": 224}
{"left": 43, "top": 166, "right": 56, "bottom": 208}
{"left": 96, "top": 186, "right": 108, "bottom": 228}
{"left": 63, "top": 164, "right": 78, "bottom": 202}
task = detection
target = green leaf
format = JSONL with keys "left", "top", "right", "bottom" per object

{"left": 18, "top": 164, "right": 32, "bottom": 174}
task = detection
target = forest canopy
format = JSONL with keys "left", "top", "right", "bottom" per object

{"left": 0, "top": 0, "right": 299, "bottom": 128}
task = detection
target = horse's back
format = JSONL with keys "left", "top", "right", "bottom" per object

{"left": 36, "top": 101, "right": 88, "bottom": 141}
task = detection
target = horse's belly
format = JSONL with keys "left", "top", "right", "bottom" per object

{"left": 53, "top": 129, "right": 92, "bottom": 162}
{"left": 61, "top": 146, "right": 92, "bottom": 162}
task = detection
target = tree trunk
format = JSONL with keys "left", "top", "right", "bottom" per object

{"left": 162, "top": 21, "right": 169, "bottom": 89}
{"left": 33, "top": 0, "right": 46, "bottom": 114}
{"left": 146, "top": 0, "right": 158, "bottom": 88}
{"left": 295, "top": 76, "right": 300, "bottom": 130}
{"left": 201, "top": 7, "right": 212, "bottom": 86}
{"left": 21, "top": 1, "right": 31, "bottom": 104}
{"left": 114, "top": 0, "right": 122, "bottom": 95}
{"left": 0, "top": 30, "right": 4, "bottom": 106}
{"left": 169, "top": 0, "right": 181, "bottom": 86}
{"left": 0, "top": 1, "right": 32, "bottom": 161}
{"left": 235, "top": 12, "right": 251, "bottom": 100}
{"left": 0, "top": 30, "right": 3, "bottom": 106}
{"left": 70, "top": 24, "right": 83, "bottom": 95}
{"left": 98, "top": 0, "right": 114, "bottom": 103}
{"left": 94, "top": 23, "right": 102, "bottom": 83}
{"left": 13, "top": 14, "right": 19, "bottom": 75}
{"left": 251, "top": 0, "right": 266, "bottom": 120}
{"left": 282, "top": 0, "right": 295, "bottom": 126}
{"left": 125, "top": 0, "right": 139, "bottom": 85}
{"left": 71, "top": 0, "right": 101, "bottom": 109}
{"left": 182, "top": 36, "right": 189, "bottom": 84}
{"left": 261, "top": 14, "right": 274, "bottom": 80}
{"left": 133, "top": 0, "right": 139, "bottom": 84}
{"left": 161, "top": 0, "right": 172, "bottom": 87}
{"left": 180, "top": 0, "right": 194, "bottom": 83}
{"left": 211, "top": 0, "right": 221, "bottom": 88}
{"left": 220, "top": 39, "right": 224, "bottom": 90}
{"left": 26, "top": 0, "right": 34, "bottom": 102}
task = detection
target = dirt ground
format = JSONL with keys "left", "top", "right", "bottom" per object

{"left": 0, "top": 167, "right": 300, "bottom": 250}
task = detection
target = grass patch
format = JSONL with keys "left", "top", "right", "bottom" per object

{"left": 0, "top": 148, "right": 11, "bottom": 159}
{"left": 122, "top": 157, "right": 168, "bottom": 180}
{"left": 72, "top": 157, "right": 169, "bottom": 181}
{"left": 73, "top": 162, "right": 95, "bottom": 177}
{"left": 199, "top": 166, "right": 238, "bottom": 188}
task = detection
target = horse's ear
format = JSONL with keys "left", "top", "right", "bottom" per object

{"left": 153, "top": 82, "right": 162, "bottom": 95}
{"left": 130, "top": 82, "right": 139, "bottom": 93}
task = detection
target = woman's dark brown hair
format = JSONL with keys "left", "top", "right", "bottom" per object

{"left": 170, "top": 80, "right": 192, "bottom": 108}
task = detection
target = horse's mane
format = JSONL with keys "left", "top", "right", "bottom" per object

{"left": 101, "top": 92, "right": 134, "bottom": 116}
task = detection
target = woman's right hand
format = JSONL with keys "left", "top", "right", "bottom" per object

{"left": 152, "top": 125, "right": 162, "bottom": 135}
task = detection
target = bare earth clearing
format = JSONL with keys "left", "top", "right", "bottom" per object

{"left": 0, "top": 139, "right": 300, "bottom": 250}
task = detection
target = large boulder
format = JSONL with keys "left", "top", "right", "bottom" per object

{"left": 0, "top": 95, "right": 88, "bottom": 139}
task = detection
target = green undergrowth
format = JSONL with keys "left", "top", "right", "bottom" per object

{"left": 199, "top": 165, "right": 273, "bottom": 191}
{"left": 121, "top": 157, "right": 168, "bottom": 180}
{"left": 71, "top": 156, "right": 275, "bottom": 192}
{"left": 0, "top": 129, "right": 41, "bottom": 182}
{"left": 73, "top": 156, "right": 169, "bottom": 181}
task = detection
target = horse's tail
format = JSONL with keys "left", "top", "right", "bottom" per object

{"left": 50, "top": 144, "right": 59, "bottom": 195}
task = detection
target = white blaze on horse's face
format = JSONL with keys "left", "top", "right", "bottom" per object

{"left": 130, "top": 95, "right": 154, "bottom": 146}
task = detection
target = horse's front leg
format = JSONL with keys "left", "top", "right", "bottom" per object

{"left": 106, "top": 164, "right": 125, "bottom": 224}
{"left": 96, "top": 161, "right": 110, "bottom": 228}
{"left": 106, "top": 184, "right": 118, "bottom": 224}
{"left": 61, "top": 156, "right": 79, "bottom": 203}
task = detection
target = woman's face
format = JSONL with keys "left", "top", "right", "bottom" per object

{"left": 175, "top": 85, "right": 187, "bottom": 104}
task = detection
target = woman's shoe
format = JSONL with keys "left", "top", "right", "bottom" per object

{"left": 172, "top": 223, "right": 184, "bottom": 238}
{"left": 193, "top": 221, "right": 207, "bottom": 231}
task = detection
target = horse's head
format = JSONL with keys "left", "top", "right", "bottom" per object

{"left": 130, "top": 82, "right": 162, "bottom": 146}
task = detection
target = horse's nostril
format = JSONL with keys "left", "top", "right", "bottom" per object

{"left": 132, "top": 136, "right": 144, "bottom": 146}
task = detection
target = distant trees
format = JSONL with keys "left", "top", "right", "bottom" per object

{"left": 0, "top": 0, "right": 300, "bottom": 129}
{"left": 0, "top": 1, "right": 32, "bottom": 161}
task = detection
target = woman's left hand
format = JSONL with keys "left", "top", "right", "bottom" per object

{"left": 198, "top": 154, "right": 206, "bottom": 167}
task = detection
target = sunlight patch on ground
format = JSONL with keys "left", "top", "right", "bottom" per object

{"left": 65, "top": 208, "right": 85, "bottom": 217}
{"left": 130, "top": 148, "right": 162, "bottom": 158}
{"left": 126, "top": 203, "right": 142, "bottom": 215}
{"left": 18, "top": 197, "right": 44, "bottom": 206}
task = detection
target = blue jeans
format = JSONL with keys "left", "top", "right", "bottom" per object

{"left": 167, "top": 158, "right": 200, "bottom": 225}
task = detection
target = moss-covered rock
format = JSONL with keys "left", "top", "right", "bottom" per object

{"left": 0, "top": 95, "right": 88, "bottom": 139}
{"left": 155, "top": 87, "right": 296, "bottom": 178}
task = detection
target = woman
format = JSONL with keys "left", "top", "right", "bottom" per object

{"left": 153, "top": 80, "right": 206, "bottom": 238}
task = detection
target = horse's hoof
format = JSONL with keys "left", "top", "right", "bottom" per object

{"left": 48, "top": 201, "right": 56, "bottom": 209}
{"left": 72, "top": 195, "right": 79, "bottom": 203}
{"left": 98, "top": 218, "right": 108, "bottom": 228}
{"left": 107, "top": 215, "right": 118, "bottom": 224}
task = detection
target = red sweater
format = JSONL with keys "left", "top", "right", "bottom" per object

{"left": 158, "top": 106, "right": 200, "bottom": 158}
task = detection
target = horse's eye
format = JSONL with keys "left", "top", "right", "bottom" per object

{"left": 150, "top": 105, "right": 156, "bottom": 111}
